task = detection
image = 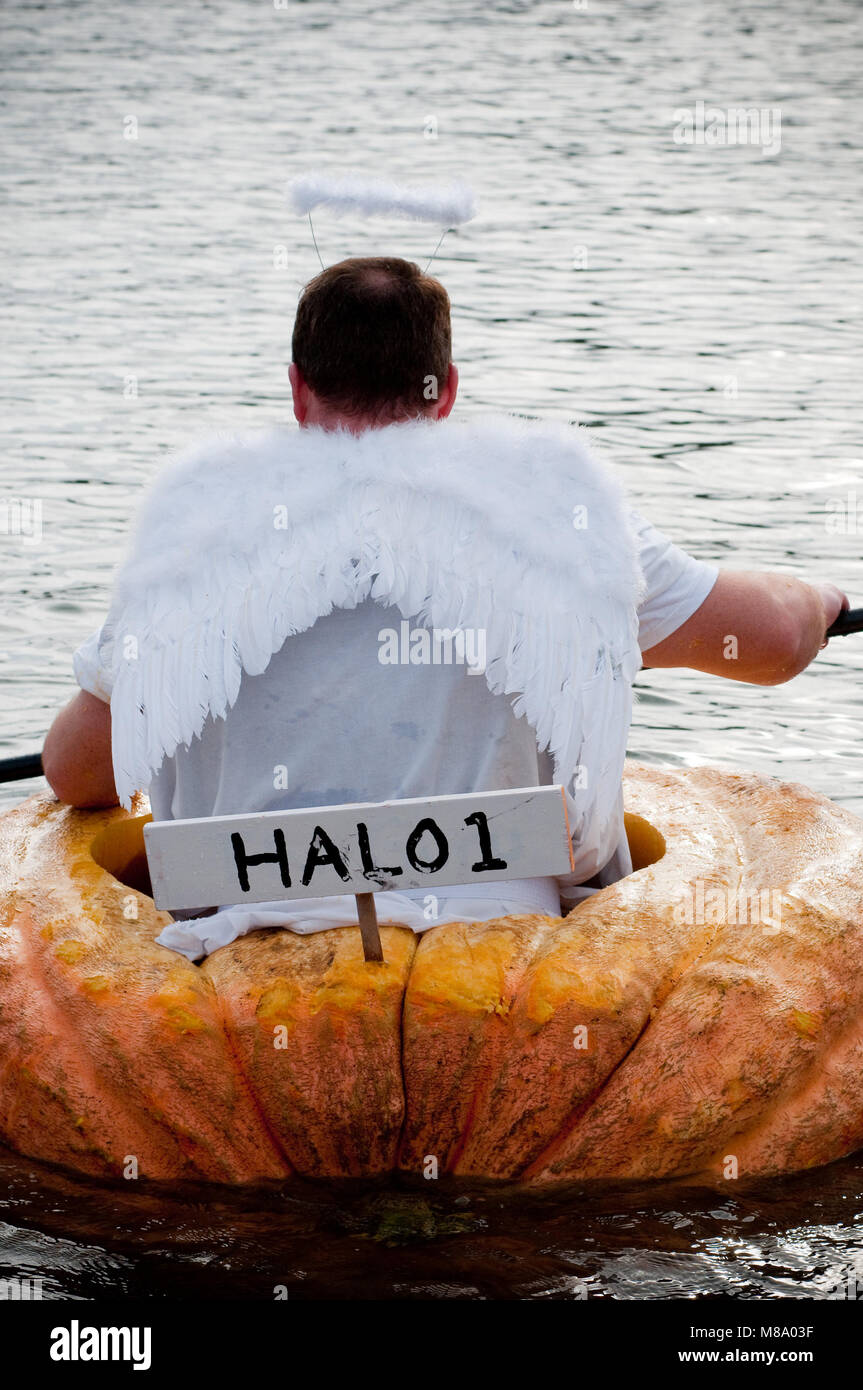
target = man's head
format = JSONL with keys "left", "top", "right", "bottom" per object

{"left": 289, "top": 256, "right": 458, "bottom": 431}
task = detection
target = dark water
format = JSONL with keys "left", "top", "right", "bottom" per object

{"left": 3, "top": 1143, "right": 863, "bottom": 1301}
{"left": 2, "top": 0, "right": 863, "bottom": 1300}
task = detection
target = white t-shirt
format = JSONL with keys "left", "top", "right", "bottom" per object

{"left": 74, "top": 510, "right": 717, "bottom": 954}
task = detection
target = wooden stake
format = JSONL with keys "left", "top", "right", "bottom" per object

{"left": 355, "top": 892, "right": 384, "bottom": 963}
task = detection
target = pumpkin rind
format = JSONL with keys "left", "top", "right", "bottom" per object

{"left": 1, "top": 765, "right": 862, "bottom": 1185}
{"left": 0, "top": 797, "right": 289, "bottom": 1182}
{"left": 202, "top": 925, "right": 415, "bottom": 1177}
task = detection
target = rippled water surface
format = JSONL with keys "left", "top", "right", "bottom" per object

{"left": 1, "top": 0, "right": 862, "bottom": 1299}
{"left": 5, "top": 1145, "right": 863, "bottom": 1301}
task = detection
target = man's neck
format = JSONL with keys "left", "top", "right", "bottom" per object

{"left": 300, "top": 408, "right": 439, "bottom": 434}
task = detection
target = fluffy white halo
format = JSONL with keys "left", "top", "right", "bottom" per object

{"left": 289, "top": 174, "right": 477, "bottom": 226}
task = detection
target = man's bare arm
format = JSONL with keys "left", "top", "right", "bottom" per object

{"left": 640, "top": 571, "right": 847, "bottom": 685}
{"left": 42, "top": 690, "right": 119, "bottom": 807}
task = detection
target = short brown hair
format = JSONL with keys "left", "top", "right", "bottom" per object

{"left": 291, "top": 257, "right": 451, "bottom": 419}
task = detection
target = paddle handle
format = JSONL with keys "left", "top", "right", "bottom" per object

{"left": 0, "top": 752, "right": 43, "bottom": 782}
{"left": 826, "top": 607, "right": 863, "bottom": 638}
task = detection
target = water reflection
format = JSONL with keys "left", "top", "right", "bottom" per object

{"left": 3, "top": 1143, "right": 863, "bottom": 1300}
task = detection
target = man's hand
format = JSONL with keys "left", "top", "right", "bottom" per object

{"left": 641, "top": 570, "right": 850, "bottom": 685}
{"left": 42, "top": 690, "right": 119, "bottom": 807}
{"left": 813, "top": 581, "right": 849, "bottom": 647}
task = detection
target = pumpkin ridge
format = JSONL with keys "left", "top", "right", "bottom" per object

{"left": 528, "top": 767, "right": 863, "bottom": 1183}
{"left": 705, "top": 997, "right": 863, "bottom": 1177}
{"left": 686, "top": 883, "right": 863, "bottom": 1179}
{"left": 519, "top": 910, "right": 740, "bottom": 1181}
{"left": 1, "top": 794, "right": 294, "bottom": 1181}
{"left": 203, "top": 926, "right": 415, "bottom": 1176}
{"left": 439, "top": 917, "right": 556, "bottom": 1175}
{"left": 0, "top": 799, "right": 158, "bottom": 1157}
{"left": 394, "top": 939, "right": 412, "bottom": 1166}
{"left": 519, "top": 982, "right": 658, "bottom": 1181}
{"left": 5, "top": 903, "right": 173, "bottom": 1175}
{"left": 520, "top": 774, "right": 744, "bottom": 1180}
{"left": 397, "top": 914, "right": 555, "bottom": 1176}
{"left": 197, "top": 958, "right": 296, "bottom": 1177}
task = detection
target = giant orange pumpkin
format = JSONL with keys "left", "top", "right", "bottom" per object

{"left": 1, "top": 765, "right": 862, "bottom": 1186}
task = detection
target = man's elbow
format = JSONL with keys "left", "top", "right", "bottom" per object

{"left": 42, "top": 699, "right": 119, "bottom": 809}
{"left": 755, "top": 604, "right": 820, "bottom": 685}
{"left": 42, "top": 745, "right": 108, "bottom": 808}
{"left": 757, "top": 657, "right": 806, "bottom": 687}
{"left": 42, "top": 733, "right": 69, "bottom": 803}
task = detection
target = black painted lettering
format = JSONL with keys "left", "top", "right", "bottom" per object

{"left": 231, "top": 829, "right": 291, "bottom": 893}
{"left": 464, "top": 810, "right": 507, "bottom": 872}
{"left": 357, "top": 821, "right": 403, "bottom": 882}
{"left": 302, "top": 825, "right": 351, "bottom": 886}
{"left": 405, "top": 817, "right": 449, "bottom": 873}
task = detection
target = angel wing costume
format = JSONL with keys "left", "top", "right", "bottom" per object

{"left": 73, "top": 413, "right": 681, "bottom": 959}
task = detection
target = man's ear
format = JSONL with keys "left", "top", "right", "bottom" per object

{"left": 434, "top": 362, "right": 459, "bottom": 419}
{"left": 289, "top": 362, "right": 309, "bottom": 424}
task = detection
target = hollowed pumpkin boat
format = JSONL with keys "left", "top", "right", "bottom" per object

{"left": 2, "top": 764, "right": 862, "bottom": 1187}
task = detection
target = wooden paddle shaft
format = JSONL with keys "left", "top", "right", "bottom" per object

{"left": 355, "top": 892, "right": 384, "bottom": 963}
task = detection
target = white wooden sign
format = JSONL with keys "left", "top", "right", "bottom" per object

{"left": 144, "top": 785, "right": 574, "bottom": 912}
